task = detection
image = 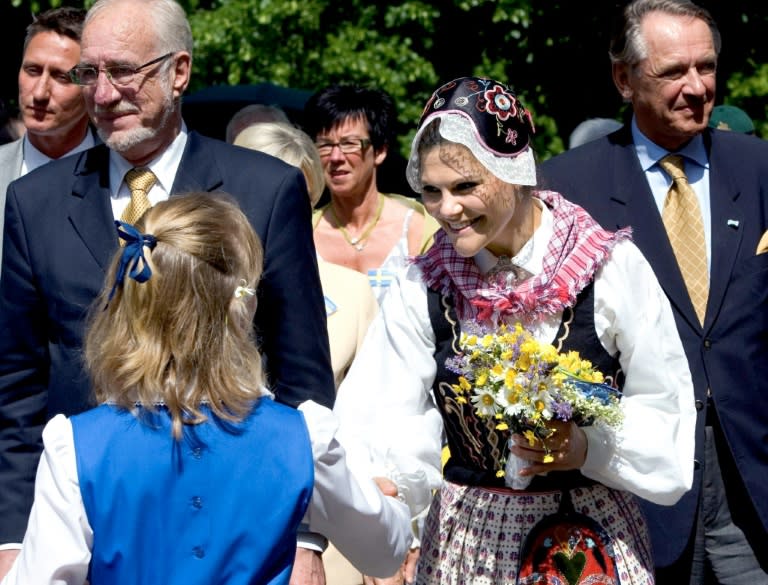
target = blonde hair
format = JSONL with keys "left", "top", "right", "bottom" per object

{"left": 85, "top": 193, "right": 265, "bottom": 439}
{"left": 234, "top": 122, "right": 326, "bottom": 207}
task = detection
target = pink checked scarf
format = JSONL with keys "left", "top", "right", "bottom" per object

{"left": 414, "top": 190, "right": 632, "bottom": 325}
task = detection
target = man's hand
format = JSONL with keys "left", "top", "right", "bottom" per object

{"left": 373, "top": 477, "right": 398, "bottom": 498}
{"left": 363, "top": 547, "right": 420, "bottom": 585}
{"left": 290, "top": 547, "right": 326, "bottom": 585}
{"left": 0, "top": 549, "right": 20, "bottom": 580}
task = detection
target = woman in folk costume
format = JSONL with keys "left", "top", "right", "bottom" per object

{"left": 333, "top": 77, "right": 696, "bottom": 584}
{"left": 1, "top": 193, "right": 412, "bottom": 585}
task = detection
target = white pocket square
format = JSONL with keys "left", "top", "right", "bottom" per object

{"left": 757, "top": 230, "right": 768, "bottom": 254}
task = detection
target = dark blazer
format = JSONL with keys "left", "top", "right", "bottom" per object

{"left": 0, "top": 131, "right": 336, "bottom": 543}
{"left": 539, "top": 126, "right": 768, "bottom": 566}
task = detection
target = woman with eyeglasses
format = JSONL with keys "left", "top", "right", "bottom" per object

{"left": 303, "top": 84, "right": 440, "bottom": 304}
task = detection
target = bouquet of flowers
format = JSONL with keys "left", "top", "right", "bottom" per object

{"left": 447, "top": 323, "right": 623, "bottom": 489}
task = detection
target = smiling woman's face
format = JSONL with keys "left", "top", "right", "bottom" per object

{"left": 419, "top": 141, "right": 523, "bottom": 258}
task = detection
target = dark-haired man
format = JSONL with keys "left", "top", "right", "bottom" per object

{"left": 0, "top": 6, "right": 95, "bottom": 261}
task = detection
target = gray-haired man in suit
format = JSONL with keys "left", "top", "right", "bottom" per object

{"left": 541, "top": 1, "right": 768, "bottom": 582}
{"left": 0, "top": 0, "right": 335, "bottom": 582}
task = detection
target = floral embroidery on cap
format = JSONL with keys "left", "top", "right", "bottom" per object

{"left": 418, "top": 76, "right": 535, "bottom": 158}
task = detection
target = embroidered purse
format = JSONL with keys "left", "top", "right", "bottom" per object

{"left": 517, "top": 491, "right": 618, "bottom": 585}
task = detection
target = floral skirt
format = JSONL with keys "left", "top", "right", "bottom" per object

{"left": 416, "top": 481, "right": 653, "bottom": 585}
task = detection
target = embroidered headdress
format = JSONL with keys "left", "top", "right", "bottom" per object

{"left": 410, "top": 77, "right": 632, "bottom": 325}
{"left": 406, "top": 76, "right": 537, "bottom": 192}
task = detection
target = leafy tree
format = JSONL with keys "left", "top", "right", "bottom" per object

{"left": 188, "top": 0, "right": 441, "bottom": 154}
{"left": 5, "top": 0, "right": 767, "bottom": 155}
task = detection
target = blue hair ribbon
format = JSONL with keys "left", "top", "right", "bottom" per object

{"left": 107, "top": 221, "right": 158, "bottom": 301}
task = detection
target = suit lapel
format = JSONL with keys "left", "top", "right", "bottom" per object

{"left": 171, "top": 132, "right": 224, "bottom": 194}
{"left": 68, "top": 145, "right": 118, "bottom": 271}
{"left": 705, "top": 133, "right": 742, "bottom": 330}
{"left": 64, "top": 133, "right": 223, "bottom": 272}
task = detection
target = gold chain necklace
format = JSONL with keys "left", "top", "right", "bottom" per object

{"left": 329, "top": 193, "right": 385, "bottom": 252}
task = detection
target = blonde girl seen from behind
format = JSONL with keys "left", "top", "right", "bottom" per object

{"left": 85, "top": 192, "right": 265, "bottom": 439}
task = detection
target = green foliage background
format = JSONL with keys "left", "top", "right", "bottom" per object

{"left": 8, "top": 0, "right": 768, "bottom": 157}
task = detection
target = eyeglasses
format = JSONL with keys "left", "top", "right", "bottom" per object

{"left": 69, "top": 52, "right": 174, "bottom": 87}
{"left": 315, "top": 138, "right": 372, "bottom": 157}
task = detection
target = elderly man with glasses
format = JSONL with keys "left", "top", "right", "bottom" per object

{"left": 0, "top": 1, "right": 336, "bottom": 582}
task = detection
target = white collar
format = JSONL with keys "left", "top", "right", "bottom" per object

{"left": 108, "top": 123, "right": 189, "bottom": 197}
{"left": 22, "top": 128, "right": 96, "bottom": 175}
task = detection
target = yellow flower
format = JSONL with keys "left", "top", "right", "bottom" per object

{"left": 542, "top": 454, "right": 555, "bottom": 464}
{"left": 540, "top": 344, "right": 559, "bottom": 363}
{"left": 523, "top": 430, "right": 537, "bottom": 446}
{"left": 455, "top": 321, "right": 622, "bottom": 444}
{"left": 504, "top": 386, "right": 521, "bottom": 405}
{"left": 558, "top": 351, "right": 580, "bottom": 371}
{"left": 520, "top": 339, "right": 538, "bottom": 354}
{"left": 496, "top": 469, "right": 505, "bottom": 478}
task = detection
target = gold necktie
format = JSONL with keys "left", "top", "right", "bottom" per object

{"left": 659, "top": 154, "right": 709, "bottom": 325}
{"left": 121, "top": 168, "right": 157, "bottom": 225}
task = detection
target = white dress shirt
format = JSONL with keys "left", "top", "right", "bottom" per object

{"left": 631, "top": 117, "right": 712, "bottom": 273}
{"left": 109, "top": 124, "right": 188, "bottom": 220}
{"left": 20, "top": 129, "right": 97, "bottom": 176}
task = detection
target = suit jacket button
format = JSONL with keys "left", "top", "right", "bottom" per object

{"left": 703, "top": 338, "right": 712, "bottom": 349}
{"left": 694, "top": 459, "right": 701, "bottom": 470}
{"left": 695, "top": 399, "right": 704, "bottom": 411}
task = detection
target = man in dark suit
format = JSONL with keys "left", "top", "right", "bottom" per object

{"left": 0, "top": 0, "right": 335, "bottom": 581}
{"left": 0, "top": 6, "right": 96, "bottom": 263}
{"left": 540, "top": 1, "right": 768, "bottom": 583}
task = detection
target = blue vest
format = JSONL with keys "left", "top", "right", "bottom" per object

{"left": 70, "top": 399, "right": 313, "bottom": 585}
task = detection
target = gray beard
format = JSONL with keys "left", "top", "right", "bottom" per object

{"left": 97, "top": 86, "right": 177, "bottom": 156}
